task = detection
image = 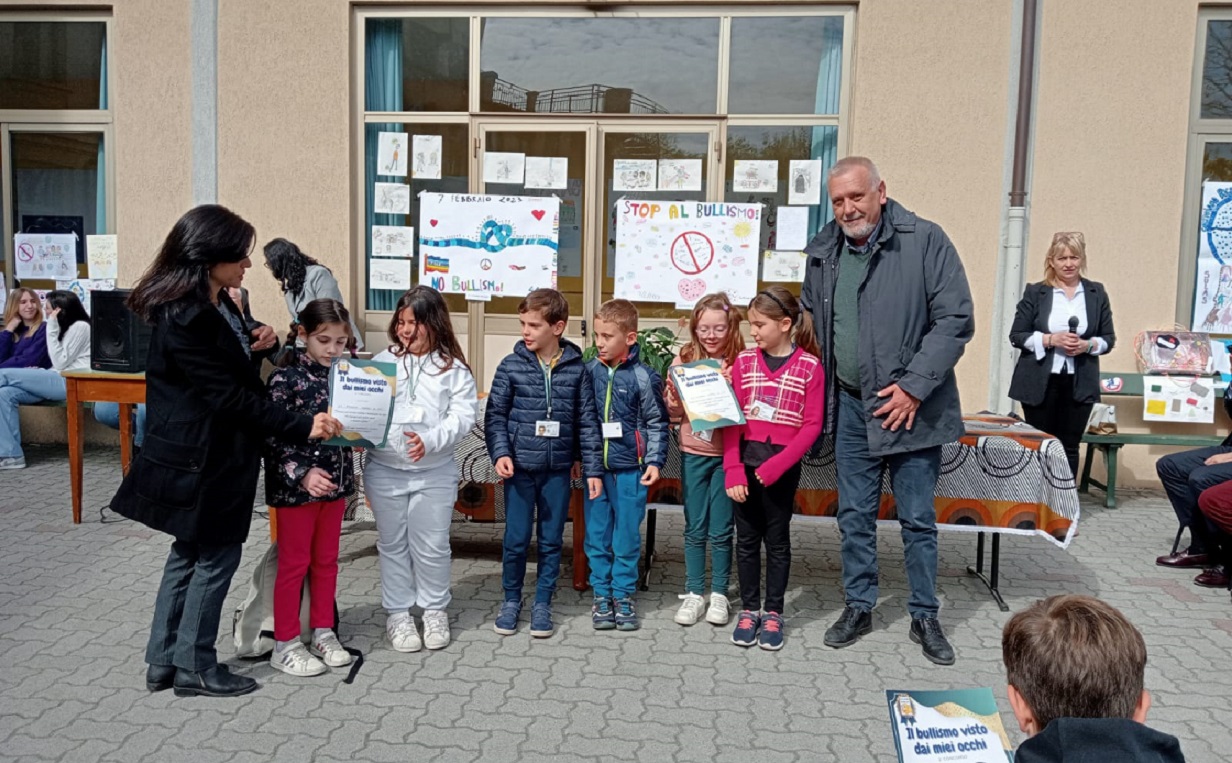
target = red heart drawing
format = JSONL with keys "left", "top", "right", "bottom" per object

{"left": 678, "top": 278, "right": 706, "bottom": 302}
{"left": 531, "top": 210, "right": 545, "bottom": 221}
{"left": 429, "top": 219, "right": 438, "bottom": 227}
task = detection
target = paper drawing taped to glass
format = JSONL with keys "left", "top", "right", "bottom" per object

{"left": 417, "top": 193, "right": 560, "bottom": 297}
{"left": 613, "top": 200, "right": 762, "bottom": 307}
{"left": 377, "top": 132, "right": 408, "bottom": 177}
{"left": 374, "top": 182, "right": 410, "bottom": 215}
{"left": 1196, "top": 181, "right": 1232, "bottom": 333}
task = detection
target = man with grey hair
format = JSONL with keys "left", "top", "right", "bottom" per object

{"left": 800, "top": 156, "right": 974, "bottom": 665}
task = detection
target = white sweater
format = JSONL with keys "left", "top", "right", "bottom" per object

{"left": 367, "top": 349, "right": 478, "bottom": 473}
{"left": 47, "top": 321, "right": 91, "bottom": 373}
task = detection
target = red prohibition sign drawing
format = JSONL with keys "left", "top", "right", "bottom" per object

{"left": 16, "top": 243, "right": 34, "bottom": 262}
{"left": 670, "top": 231, "right": 714, "bottom": 275}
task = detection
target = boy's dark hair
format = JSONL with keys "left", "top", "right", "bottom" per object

{"left": 1002, "top": 594, "right": 1147, "bottom": 730}
{"left": 595, "top": 298, "right": 639, "bottom": 336}
{"left": 277, "top": 298, "right": 352, "bottom": 368}
{"left": 519, "top": 288, "right": 569, "bottom": 326}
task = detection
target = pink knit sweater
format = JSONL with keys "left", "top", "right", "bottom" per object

{"left": 722, "top": 347, "right": 825, "bottom": 489}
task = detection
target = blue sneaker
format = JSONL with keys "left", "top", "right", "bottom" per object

{"left": 731, "top": 610, "right": 760, "bottom": 647}
{"left": 614, "top": 597, "right": 639, "bottom": 631}
{"left": 530, "top": 602, "right": 555, "bottom": 638}
{"left": 493, "top": 600, "right": 521, "bottom": 635}
{"left": 758, "top": 612, "right": 784, "bottom": 651}
{"left": 592, "top": 596, "right": 616, "bottom": 630}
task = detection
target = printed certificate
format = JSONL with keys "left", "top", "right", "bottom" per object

{"left": 326, "top": 358, "right": 397, "bottom": 448}
{"left": 667, "top": 359, "right": 745, "bottom": 432}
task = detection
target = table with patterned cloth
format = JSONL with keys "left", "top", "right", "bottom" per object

{"left": 441, "top": 405, "right": 1078, "bottom": 605}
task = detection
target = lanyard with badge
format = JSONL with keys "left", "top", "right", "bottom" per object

{"left": 536, "top": 353, "right": 561, "bottom": 438}
{"left": 402, "top": 353, "right": 430, "bottom": 424}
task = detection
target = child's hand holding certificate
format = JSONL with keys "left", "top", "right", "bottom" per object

{"left": 326, "top": 357, "right": 397, "bottom": 448}
{"left": 667, "top": 359, "right": 745, "bottom": 432}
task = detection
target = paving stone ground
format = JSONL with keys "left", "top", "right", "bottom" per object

{"left": 1, "top": 444, "right": 1228, "bottom": 763}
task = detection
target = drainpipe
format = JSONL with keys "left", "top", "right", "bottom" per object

{"left": 989, "top": 0, "right": 1039, "bottom": 413}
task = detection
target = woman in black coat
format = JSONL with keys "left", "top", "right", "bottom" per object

{"left": 1008, "top": 231, "right": 1116, "bottom": 477}
{"left": 111, "top": 205, "right": 342, "bottom": 698}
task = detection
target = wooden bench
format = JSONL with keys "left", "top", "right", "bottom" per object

{"left": 1080, "top": 373, "right": 1225, "bottom": 508}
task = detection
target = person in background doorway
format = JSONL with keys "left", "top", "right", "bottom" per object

{"left": 263, "top": 238, "right": 363, "bottom": 350}
{"left": 1008, "top": 231, "right": 1116, "bottom": 477}
{"left": 0, "top": 288, "right": 51, "bottom": 370}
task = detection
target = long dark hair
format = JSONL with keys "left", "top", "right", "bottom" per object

{"left": 386, "top": 286, "right": 469, "bottom": 372}
{"left": 748, "top": 286, "right": 820, "bottom": 358}
{"left": 46, "top": 290, "right": 90, "bottom": 341}
{"left": 128, "top": 205, "right": 256, "bottom": 322}
{"left": 263, "top": 238, "right": 323, "bottom": 298}
{"left": 277, "top": 298, "right": 353, "bottom": 368}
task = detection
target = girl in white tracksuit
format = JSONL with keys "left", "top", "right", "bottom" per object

{"left": 366, "top": 286, "right": 477, "bottom": 653}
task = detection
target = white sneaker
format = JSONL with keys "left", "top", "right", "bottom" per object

{"left": 0, "top": 456, "right": 26, "bottom": 470}
{"left": 270, "top": 641, "right": 328, "bottom": 677}
{"left": 674, "top": 593, "right": 706, "bottom": 625}
{"left": 386, "top": 613, "right": 422, "bottom": 653}
{"left": 422, "top": 610, "right": 451, "bottom": 650}
{"left": 706, "top": 592, "right": 731, "bottom": 625}
{"left": 310, "top": 630, "right": 352, "bottom": 667}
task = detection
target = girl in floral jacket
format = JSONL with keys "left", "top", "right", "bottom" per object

{"left": 264, "top": 299, "right": 355, "bottom": 678}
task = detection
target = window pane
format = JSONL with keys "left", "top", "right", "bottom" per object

{"left": 365, "top": 123, "right": 469, "bottom": 312}
{"left": 365, "top": 18, "right": 469, "bottom": 113}
{"left": 0, "top": 22, "right": 106, "bottom": 110}
{"left": 729, "top": 17, "right": 844, "bottom": 115}
{"left": 480, "top": 18, "right": 719, "bottom": 114}
{"left": 1203, "top": 21, "right": 1232, "bottom": 119}
{"left": 725, "top": 125, "right": 838, "bottom": 298}
{"left": 11, "top": 132, "right": 104, "bottom": 287}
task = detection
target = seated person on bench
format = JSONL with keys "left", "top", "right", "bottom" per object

{"left": 1155, "top": 384, "right": 1232, "bottom": 588}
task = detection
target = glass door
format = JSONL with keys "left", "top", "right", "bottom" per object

{"left": 473, "top": 122, "right": 595, "bottom": 389}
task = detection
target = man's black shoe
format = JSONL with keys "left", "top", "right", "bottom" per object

{"left": 145, "top": 664, "right": 175, "bottom": 692}
{"left": 823, "top": 606, "right": 872, "bottom": 648}
{"left": 172, "top": 664, "right": 258, "bottom": 698}
{"left": 910, "top": 617, "right": 956, "bottom": 666}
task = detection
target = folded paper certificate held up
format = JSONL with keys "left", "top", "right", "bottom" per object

{"left": 667, "top": 359, "right": 745, "bottom": 432}
{"left": 886, "top": 688, "right": 1014, "bottom": 763}
{"left": 326, "top": 358, "right": 397, "bottom": 449}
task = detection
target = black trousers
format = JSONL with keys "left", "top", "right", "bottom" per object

{"left": 734, "top": 462, "right": 802, "bottom": 614}
{"left": 1021, "top": 373, "right": 1093, "bottom": 478}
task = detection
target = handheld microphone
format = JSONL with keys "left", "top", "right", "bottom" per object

{"left": 1068, "top": 316, "right": 1079, "bottom": 334}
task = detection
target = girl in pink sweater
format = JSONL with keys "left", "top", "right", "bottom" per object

{"left": 723, "top": 286, "right": 824, "bottom": 650}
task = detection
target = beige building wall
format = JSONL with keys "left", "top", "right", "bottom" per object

{"left": 1029, "top": 0, "right": 1216, "bottom": 486}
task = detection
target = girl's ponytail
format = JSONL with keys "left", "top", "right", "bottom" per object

{"left": 275, "top": 321, "right": 300, "bottom": 368}
{"left": 793, "top": 312, "right": 820, "bottom": 359}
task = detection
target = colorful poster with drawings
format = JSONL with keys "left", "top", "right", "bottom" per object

{"left": 614, "top": 199, "right": 762, "bottom": 306}
{"left": 369, "top": 258, "right": 412, "bottom": 291}
{"left": 775, "top": 206, "right": 811, "bottom": 251}
{"left": 788, "top": 159, "right": 823, "bottom": 205}
{"left": 612, "top": 159, "right": 657, "bottom": 192}
{"left": 86, "top": 234, "right": 118, "bottom": 280}
{"left": 1195, "top": 181, "right": 1232, "bottom": 333}
{"left": 1142, "top": 375, "right": 1216, "bottom": 423}
{"left": 55, "top": 278, "right": 115, "bottom": 315}
{"left": 14, "top": 233, "right": 77, "bottom": 280}
{"left": 732, "top": 160, "right": 778, "bottom": 193}
{"left": 762, "top": 250, "right": 808, "bottom": 283}
{"left": 374, "top": 182, "right": 410, "bottom": 215}
{"left": 377, "top": 132, "right": 408, "bottom": 177}
{"left": 483, "top": 152, "right": 525, "bottom": 185}
{"left": 412, "top": 135, "right": 442, "bottom": 179}
{"left": 524, "top": 157, "right": 568, "bottom": 190}
{"left": 418, "top": 193, "right": 560, "bottom": 297}
{"left": 658, "top": 159, "right": 702, "bottom": 192}
{"left": 371, "top": 225, "right": 415, "bottom": 258}
{"left": 886, "top": 689, "right": 1013, "bottom": 763}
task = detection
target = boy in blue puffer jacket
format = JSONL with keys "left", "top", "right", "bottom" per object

{"left": 584, "top": 299, "right": 669, "bottom": 631}
{"left": 485, "top": 288, "right": 603, "bottom": 638}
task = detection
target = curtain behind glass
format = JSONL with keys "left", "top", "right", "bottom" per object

{"left": 96, "top": 33, "right": 107, "bottom": 240}
{"left": 365, "top": 20, "right": 404, "bottom": 311}
{"left": 810, "top": 18, "right": 843, "bottom": 234}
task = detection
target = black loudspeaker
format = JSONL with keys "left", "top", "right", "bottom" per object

{"left": 91, "top": 289, "right": 152, "bottom": 373}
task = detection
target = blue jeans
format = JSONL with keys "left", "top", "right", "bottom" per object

{"left": 584, "top": 468, "right": 648, "bottom": 599}
{"left": 93, "top": 403, "right": 147, "bottom": 448}
{"left": 502, "top": 469, "right": 571, "bottom": 604}
{"left": 145, "top": 540, "right": 243, "bottom": 672}
{"left": 835, "top": 390, "right": 942, "bottom": 618}
{"left": 0, "top": 368, "right": 67, "bottom": 459}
